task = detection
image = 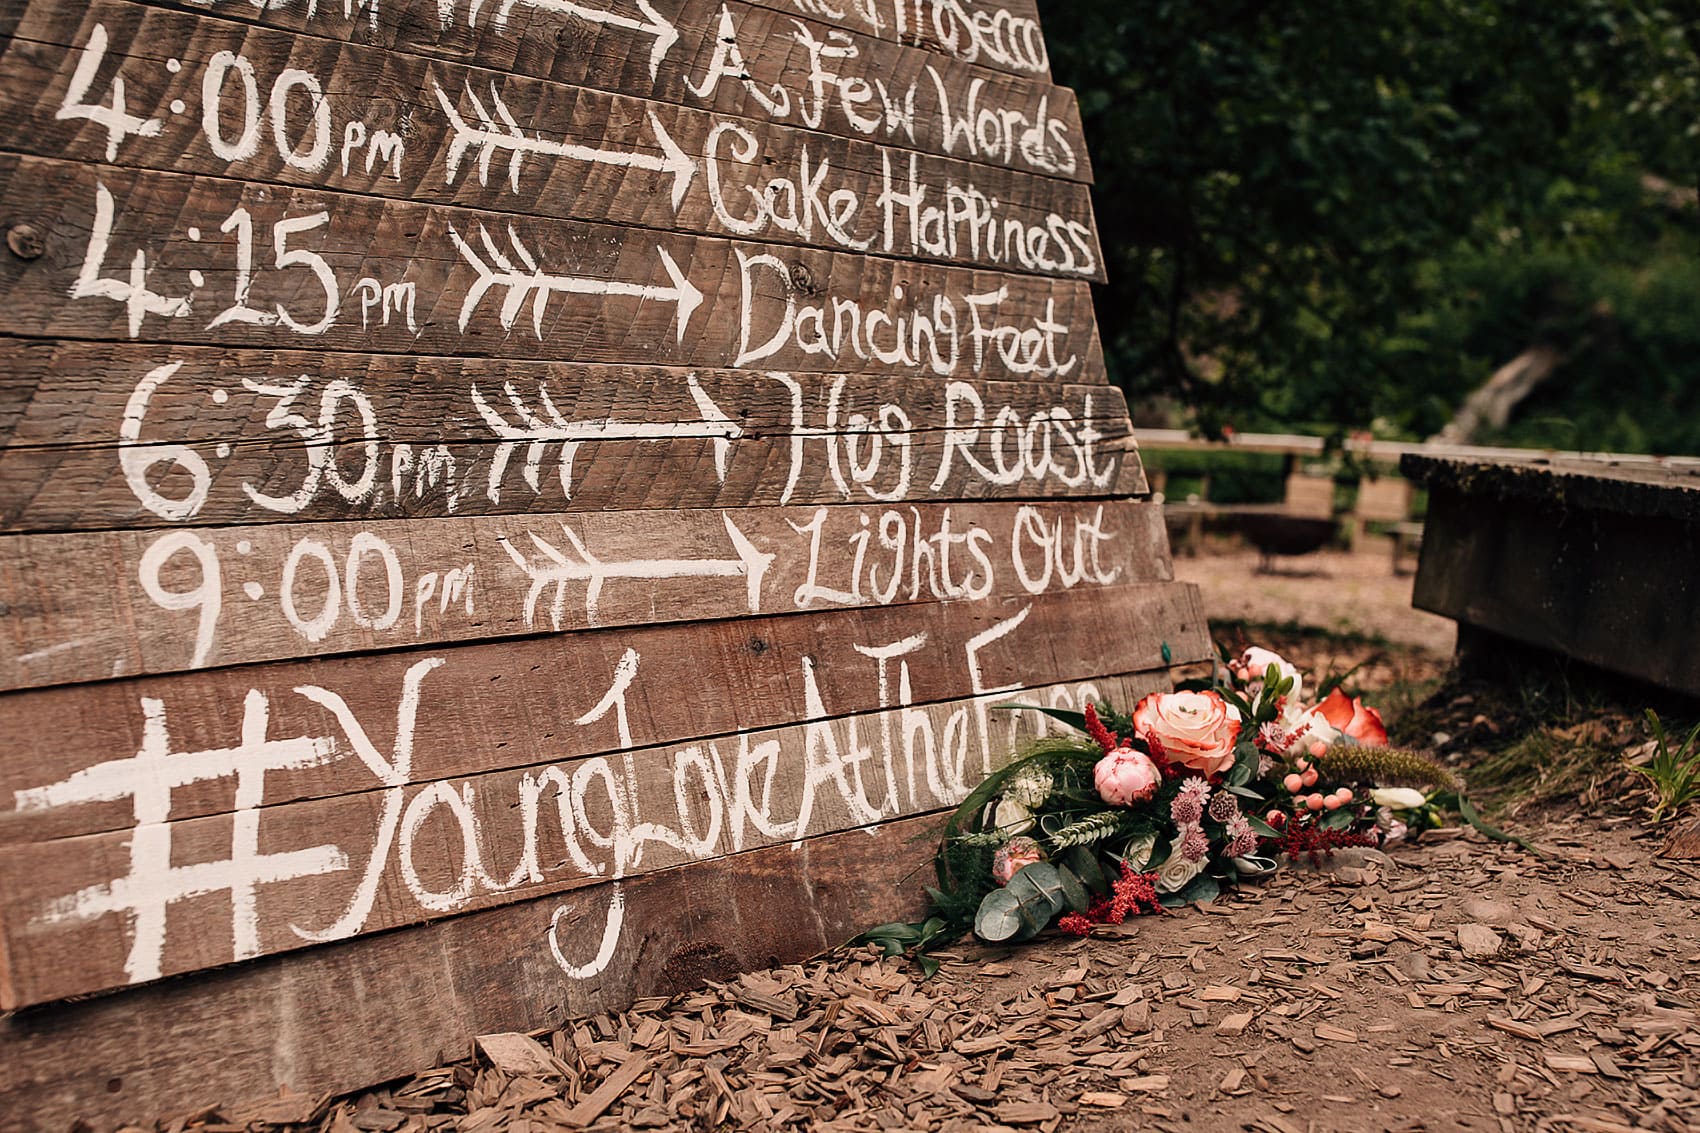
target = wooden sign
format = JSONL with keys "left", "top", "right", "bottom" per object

{"left": 0, "top": 0, "right": 1206, "bottom": 1124}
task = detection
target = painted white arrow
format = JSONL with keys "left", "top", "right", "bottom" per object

{"left": 500, "top": 513, "right": 775, "bottom": 627}
{"left": 471, "top": 372, "right": 741, "bottom": 502}
{"left": 435, "top": 82, "right": 696, "bottom": 210}
{"left": 450, "top": 0, "right": 680, "bottom": 79}
{"left": 448, "top": 221, "right": 704, "bottom": 342}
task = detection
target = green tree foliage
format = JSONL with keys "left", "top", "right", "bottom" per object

{"left": 1040, "top": 0, "right": 1699, "bottom": 448}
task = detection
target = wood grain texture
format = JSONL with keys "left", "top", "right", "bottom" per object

{"left": 119, "top": 0, "right": 1091, "bottom": 182}
{"left": 0, "top": 156, "right": 1103, "bottom": 380}
{"left": 0, "top": 580, "right": 1205, "bottom": 849}
{"left": 0, "top": 813, "right": 933, "bottom": 1130}
{"left": 0, "top": 499, "right": 1161, "bottom": 688}
{"left": 0, "top": 3, "right": 1100, "bottom": 278}
{"left": 0, "top": 343, "right": 1142, "bottom": 531}
{"left": 0, "top": 669, "right": 1168, "bottom": 1005}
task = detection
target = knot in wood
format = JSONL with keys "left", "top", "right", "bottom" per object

{"left": 787, "top": 262, "right": 822, "bottom": 297}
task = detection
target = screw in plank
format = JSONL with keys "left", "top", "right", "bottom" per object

{"left": 6, "top": 223, "right": 44, "bottom": 260}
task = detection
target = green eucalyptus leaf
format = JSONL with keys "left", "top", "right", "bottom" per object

{"left": 1322, "top": 808, "right": 1354, "bottom": 830}
{"left": 974, "top": 888, "right": 1026, "bottom": 942}
{"left": 1054, "top": 865, "right": 1091, "bottom": 912}
{"left": 917, "top": 954, "right": 942, "bottom": 979}
{"left": 1179, "top": 874, "right": 1222, "bottom": 904}
{"left": 1065, "top": 846, "right": 1109, "bottom": 895}
{"left": 1005, "top": 862, "right": 1068, "bottom": 918}
{"left": 1246, "top": 814, "right": 1283, "bottom": 839}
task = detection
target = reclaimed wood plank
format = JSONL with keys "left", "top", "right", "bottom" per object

{"left": 0, "top": 427, "right": 1143, "bottom": 531}
{"left": 0, "top": 499, "right": 1158, "bottom": 688}
{"left": 0, "top": 668, "right": 1168, "bottom": 1005}
{"left": 113, "top": 0, "right": 1091, "bottom": 181}
{"left": 0, "top": 155, "right": 1103, "bottom": 381}
{"left": 0, "top": 4, "right": 1099, "bottom": 278}
{"left": 1410, "top": 477, "right": 1700, "bottom": 698}
{"left": 0, "top": 810, "right": 958, "bottom": 1129}
{"left": 0, "top": 580, "right": 1206, "bottom": 848}
{"left": 0, "top": 344, "right": 1125, "bottom": 452}
{"left": 0, "top": 343, "right": 1142, "bottom": 530}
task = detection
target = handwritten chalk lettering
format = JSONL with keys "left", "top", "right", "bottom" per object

{"left": 197, "top": 43, "right": 403, "bottom": 176}
{"left": 901, "top": 0, "right": 1049, "bottom": 74}
{"left": 11, "top": 628, "right": 1113, "bottom": 989}
{"left": 3, "top": 501, "right": 1137, "bottom": 688}
{"left": 790, "top": 505, "right": 998, "bottom": 607}
{"left": 105, "top": 359, "right": 1120, "bottom": 528}
{"left": 700, "top": 122, "right": 1095, "bottom": 275}
{"left": 680, "top": 11, "right": 1075, "bottom": 173}
{"left": 929, "top": 380, "right": 1115, "bottom": 492}
{"left": 26, "top": 159, "right": 1096, "bottom": 379}
{"left": 354, "top": 278, "right": 418, "bottom": 332}
{"left": 735, "top": 252, "right": 1076, "bottom": 377}
{"left": 29, "top": 14, "right": 1097, "bottom": 282}
{"left": 56, "top": 22, "right": 162, "bottom": 162}
{"left": 128, "top": 524, "right": 476, "bottom": 668}
{"left": 1009, "top": 503, "right": 1122, "bottom": 595}
{"left": 876, "top": 151, "right": 1096, "bottom": 276}
{"left": 71, "top": 185, "right": 365, "bottom": 340}
{"left": 106, "top": 0, "right": 1086, "bottom": 185}
{"left": 791, "top": 0, "right": 1050, "bottom": 76}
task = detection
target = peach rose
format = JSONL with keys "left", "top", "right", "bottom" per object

{"left": 1094, "top": 746, "right": 1162, "bottom": 806}
{"left": 992, "top": 836, "right": 1045, "bottom": 886}
{"left": 1131, "top": 690, "right": 1242, "bottom": 776}
{"left": 1314, "top": 688, "right": 1388, "bottom": 746}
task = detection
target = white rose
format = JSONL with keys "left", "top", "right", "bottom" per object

{"left": 1369, "top": 787, "right": 1427, "bottom": 810}
{"left": 1004, "top": 764, "right": 1054, "bottom": 808}
{"left": 1154, "top": 833, "right": 1206, "bottom": 894}
{"left": 993, "top": 798, "right": 1035, "bottom": 835}
{"left": 1122, "top": 832, "right": 1158, "bottom": 870}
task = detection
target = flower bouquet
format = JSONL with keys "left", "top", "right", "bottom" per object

{"left": 856, "top": 647, "right": 1461, "bottom": 969}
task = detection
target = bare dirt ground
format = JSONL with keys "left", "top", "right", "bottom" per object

{"left": 223, "top": 549, "right": 1700, "bottom": 1133}
{"left": 1173, "top": 542, "right": 1458, "bottom": 658}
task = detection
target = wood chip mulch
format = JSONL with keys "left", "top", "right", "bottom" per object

{"left": 154, "top": 816, "right": 1700, "bottom": 1133}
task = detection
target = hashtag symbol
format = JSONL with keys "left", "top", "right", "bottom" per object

{"left": 14, "top": 689, "right": 346, "bottom": 985}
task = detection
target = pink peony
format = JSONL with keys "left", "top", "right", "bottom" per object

{"left": 1314, "top": 688, "right": 1388, "bottom": 746}
{"left": 1094, "top": 746, "right": 1161, "bottom": 806}
{"left": 1131, "top": 690, "right": 1242, "bottom": 776}
{"left": 992, "top": 836, "right": 1045, "bottom": 886}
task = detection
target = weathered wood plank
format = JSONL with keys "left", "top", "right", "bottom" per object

{"left": 0, "top": 499, "right": 1159, "bottom": 688}
{"left": 0, "top": 581, "right": 1205, "bottom": 848}
{"left": 0, "top": 156, "right": 1103, "bottom": 382}
{"left": 0, "top": 343, "right": 1142, "bottom": 530}
{"left": 113, "top": 0, "right": 1090, "bottom": 181}
{"left": 0, "top": 429, "right": 1143, "bottom": 531}
{"left": 1, "top": 4, "right": 1099, "bottom": 278}
{"left": 1411, "top": 477, "right": 1700, "bottom": 698}
{"left": 0, "top": 669, "right": 1166, "bottom": 1005}
{"left": 0, "top": 344, "right": 1124, "bottom": 451}
{"left": 0, "top": 811, "right": 944, "bottom": 1129}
